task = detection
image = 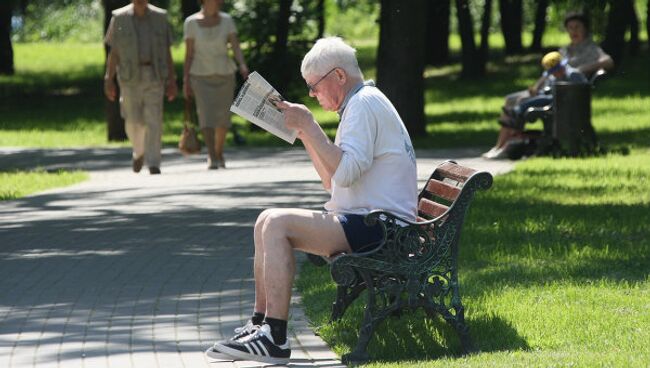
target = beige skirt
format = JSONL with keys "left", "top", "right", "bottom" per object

{"left": 190, "top": 73, "right": 235, "bottom": 129}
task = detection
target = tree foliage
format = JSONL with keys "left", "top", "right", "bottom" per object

{"left": 228, "top": 0, "right": 322, "bottom": 99}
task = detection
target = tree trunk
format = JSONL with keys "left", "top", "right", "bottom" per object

{"left": 498, "top": 0, "right": 523, "bottom": 54}
{"left": 425, "top": 0, "right": 451, "bottom": 65}
{"left": 455, "top": 0, "right": 482, "bottom": 78}
{"left": 316, "top": 0, "right": 325, "bottom": 39}
{"left": 601, "top": 0, "right": 628, "bottom": 65}
{"left": 627, "top": 0, "right": 640, "bottom": 56}
{"left": 377, "top": 0, "right": 427, "bottom": 137}
{"left": 272, "top": 0, "right": 292, "bottom": 95}
{"left": 0, "top": 0, "right": 15, "bottom": 75}
{"left": 102, "top": 0, "right": 130, "bottom": 142}
{"left": 182, "top": 0, "right": 200, "bottom": 20}
{"left": 478, "top": 0, "right": 492, "bottom": 75}
{"left": 529, "top": 0, "right": 548, "bottom": 51}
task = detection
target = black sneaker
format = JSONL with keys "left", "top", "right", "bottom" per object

{"left": 205, "top": 321, "right": 259, "bottom": 361}
{"left": 212, "top": 324, "right": 291, "bottom": 365}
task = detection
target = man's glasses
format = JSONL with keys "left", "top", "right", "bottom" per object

{"left": 307, "top": 68, "right": 337, "bottom": 93}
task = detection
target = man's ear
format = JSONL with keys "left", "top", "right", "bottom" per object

{"left": 335, "top": 68, "right": 347, "bottom": 85}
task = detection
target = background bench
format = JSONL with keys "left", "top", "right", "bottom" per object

{"left": 308, "top": 161, "right": 493, "bottom": 363}
{"left": 510, "top": 69, "right": 608, "bottom": 159}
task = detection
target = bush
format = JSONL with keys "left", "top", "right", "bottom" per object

{"left": 13, "top": 0, "right": 103, "bottom": 43}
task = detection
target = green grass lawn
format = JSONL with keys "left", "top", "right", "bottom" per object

{"left": 0, "top": 169, "right": 88, "bottom": 201}
{"left": 296, "top": 149, "right": 650, "bottom": 367}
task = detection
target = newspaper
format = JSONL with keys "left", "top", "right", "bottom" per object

{"left": 230, "top": 72, "right": 298, "bottom": 144}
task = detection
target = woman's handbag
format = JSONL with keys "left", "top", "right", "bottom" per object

{"left": 179, "top": 98, "right": 201, "bottom": 155}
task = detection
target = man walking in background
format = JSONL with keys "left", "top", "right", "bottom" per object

{"left": 103, "top": 0, "right": 177, "bottom": 175}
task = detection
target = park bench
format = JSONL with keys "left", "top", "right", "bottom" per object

{"left": 307, "top": 160, "right": 493, "bottom": 363}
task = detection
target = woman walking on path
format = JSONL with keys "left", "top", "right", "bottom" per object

{"left": 183, "top": 0, "right": 249, "bottom": 169}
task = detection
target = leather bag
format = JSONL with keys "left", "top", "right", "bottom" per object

{"left": 179, "top": 98, "right": 201, "bottom": 155}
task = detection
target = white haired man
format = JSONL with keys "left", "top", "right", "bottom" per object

{"left": 206, "top": 37, "right": 418, "bottom": 364}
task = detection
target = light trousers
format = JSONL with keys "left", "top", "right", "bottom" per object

{"left": 119, "top": 66, "right": 165, "bottom": 168}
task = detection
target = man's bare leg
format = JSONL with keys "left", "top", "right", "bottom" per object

{"left": 258, "top": 209, "right": 351, "bottom": 320}
{"left": 496, "top": 126, "right": 520, "bottom": 148}
{"left": 252, "top": 209, "right": 272, "bottom": 314}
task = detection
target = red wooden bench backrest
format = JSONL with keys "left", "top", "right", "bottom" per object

{"left": 417, "top": 161, "right": 476, "bottom": 221}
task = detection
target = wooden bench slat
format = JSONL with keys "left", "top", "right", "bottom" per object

{"left": 418, "top": 197, "right": 449, "bottom": 219}
{"left": 424, "top": 179, "right": 462, "bottom": 202}
{"left": 436, "top": 162, "right": 476, "bottom": 183}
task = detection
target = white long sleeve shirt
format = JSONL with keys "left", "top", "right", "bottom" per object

{"left": 324, "top": 83, "right": 418, "bottom": 221}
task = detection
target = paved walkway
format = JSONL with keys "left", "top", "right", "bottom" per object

{"left": 0, "top": 147, "right": 514, "bottom": 368}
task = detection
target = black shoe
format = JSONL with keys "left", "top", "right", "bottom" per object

{"left": 211, "top": 324, "right": 290, "bottom": 365}
{"left": 149, "top": 167, "right": 161, "bottom": 175}
{"left": 132, "top": 156, "right": 144, "bottom": 173}
{"left": 205, "top": 321, "right": 259, "bottom": 361}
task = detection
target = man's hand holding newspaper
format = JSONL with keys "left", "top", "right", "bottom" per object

{"left": 230, "top": 72, "right": 299, "bottom": 144}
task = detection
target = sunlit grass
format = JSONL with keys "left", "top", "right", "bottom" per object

{"left": 0, "top": 169, "right": 88, "bottom": 201}
{"left": 296, "top": 149, "right": 650, "bottom": 367}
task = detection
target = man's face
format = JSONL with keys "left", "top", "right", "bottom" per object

{"left": 305, "top": 68, "right": 345, "bottom": 112}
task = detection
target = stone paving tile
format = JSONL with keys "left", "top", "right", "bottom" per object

{"left": 0, "top": 147, "right": 513, "bottom": 368}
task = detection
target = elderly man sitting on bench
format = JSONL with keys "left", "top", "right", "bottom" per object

{"left": 204, "top": 36, "right": 418, "bottom": 365}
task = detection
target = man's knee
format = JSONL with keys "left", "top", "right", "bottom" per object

{"left": 255, "top": 208, "right": 277, "bottom": 230}
{"left": 259, "top": 211, "right": 298, "bottom": 248}
{"left": 262, "top": 211, "right": 289, "bottom": 232}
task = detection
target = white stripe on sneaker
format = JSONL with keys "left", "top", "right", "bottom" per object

{"left": 250, "top": 341, "right": 264, "bottom": 356}
{"left": 256, "top": 339, "right": 270, "bottom": 357}
{"left": 245, "top": 342, "right": 256, "bottom": 355}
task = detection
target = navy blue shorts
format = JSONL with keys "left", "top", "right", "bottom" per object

{"left": 336, "top": 214, "right": 384, "bottom": 253}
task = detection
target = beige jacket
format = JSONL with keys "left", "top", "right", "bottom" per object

{"left": 110, "top": 4, "right": 170, "bottom": 84}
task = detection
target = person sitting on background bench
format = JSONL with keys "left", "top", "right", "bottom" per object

{"left": 483, "top": 52, "right": 588, "bottom": 159}
{"left": 204, "top": 37, "right": 418, "bottom": 364}
{"left": 483, "top": 11, "right": 614, "bottom": 159}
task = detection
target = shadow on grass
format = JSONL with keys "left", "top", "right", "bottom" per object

{"left": 352, "top": 308, "right": 528, "bottom": 363}
{"left": 597, "top": 126, "right": 650, "bottom": 149}
{"left": 299, "top": 262, "right": 530, "bottom": 363}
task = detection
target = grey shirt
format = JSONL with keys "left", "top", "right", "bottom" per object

{"left": 133, "top": 12, "right": 154, "bottom": 63}
{"left": 560, "top": 38, "right": 606, "bottom": 69}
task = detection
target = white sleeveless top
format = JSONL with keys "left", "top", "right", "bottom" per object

{"left": 184, "top": 12, "right": 238, "bottom": 76}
